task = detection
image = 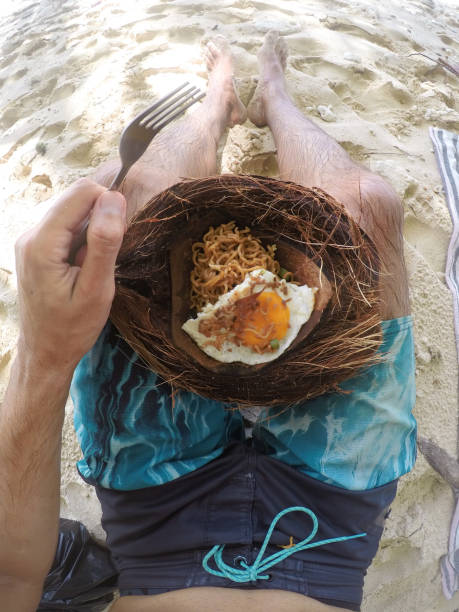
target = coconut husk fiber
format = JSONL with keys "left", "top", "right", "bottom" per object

{"left": 110, "top": 174, "right": 382, "bottom": 407}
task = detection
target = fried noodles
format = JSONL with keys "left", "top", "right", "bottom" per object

{"left": 190, "top": 221, "right": 280, "bottom": 311}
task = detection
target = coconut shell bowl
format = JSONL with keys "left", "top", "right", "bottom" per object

{"left": 110, "top": 175, "right": 382, "bottom": 407}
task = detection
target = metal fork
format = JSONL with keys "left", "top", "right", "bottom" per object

{"left": 70, "top": 82, "right": 204, "bottom": 260}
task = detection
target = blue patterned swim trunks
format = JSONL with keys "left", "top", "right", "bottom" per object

{"left": 71, "top": 316, "right": 416, "bottom": 492}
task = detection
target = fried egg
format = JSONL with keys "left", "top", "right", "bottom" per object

{"left": 182, "top": 269, "right": 317, "bottom": 365}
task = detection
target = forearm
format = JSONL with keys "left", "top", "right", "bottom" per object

{"left": 0, "top": 343, "right": 72, "bottom": 586}
{"left": 0, "top": 181, "right": 125, "bottom": 611}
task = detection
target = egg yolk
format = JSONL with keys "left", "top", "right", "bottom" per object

{"left": 238, "top": 291, "right": 290, "bottom": 349}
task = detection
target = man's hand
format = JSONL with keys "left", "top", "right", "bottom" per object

{"left": 0, "top": 178, "right": 126, "bottom": 612}
{"left": 15, "top": 178, "right": 126, "bottom": 373}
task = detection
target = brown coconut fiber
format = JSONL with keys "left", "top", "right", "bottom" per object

{"left": 110, "top": 174, "right": 383, "bottom": 407}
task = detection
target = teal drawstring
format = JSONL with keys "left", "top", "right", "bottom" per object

{"left": 202, "top": 506, "right": 366, "bottom": 583}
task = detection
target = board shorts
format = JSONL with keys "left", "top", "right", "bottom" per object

{"left": 71, "top": 315, "right": 416, "bottom": 610}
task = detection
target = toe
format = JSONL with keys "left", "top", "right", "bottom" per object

{"left": 275, "top": 37, "right": 288, "bottom": 69}
{"left": 213, "top": 34, "right": 230, "bottom": 52}
{"left": 206, "top": 41, "right": 219, "bottom": 58}
{"left": 265, "top": 30, "right": 280, "bottom": 47}
{"left": 203, "top": 47, "right": 214, "bottom": 67}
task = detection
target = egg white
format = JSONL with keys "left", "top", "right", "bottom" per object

{"left": 182, "top": 269, "right": 317, "bottom": 365}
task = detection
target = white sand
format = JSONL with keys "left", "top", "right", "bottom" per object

{"left": 1, "top": 0, "right": 459, "bottom": 609}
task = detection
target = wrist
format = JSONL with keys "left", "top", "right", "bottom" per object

{"left": 15, "top": 337, "right": 75, "bottom": 389}
{"left": 1, "top": 340, "right": 72, "bottom": 441}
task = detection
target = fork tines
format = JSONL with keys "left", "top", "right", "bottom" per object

{"left": 139, "top": 82, "right": 205, "bottom": 132}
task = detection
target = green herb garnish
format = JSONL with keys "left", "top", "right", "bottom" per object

{"left": 270, "top": 339, "right": 280, "bottom": 350}
{"left": 279, "top": 267, "right": 288, "bottom": 278}
{"left": 278, "top": 267, "right": 293, "bottom": 281}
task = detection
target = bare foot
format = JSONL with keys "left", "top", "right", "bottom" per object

{"left": 247, "top": 31, "right": 288, "bottom": 127}
{"left": 204, "top": 36, "right": 247, "bottom": 127}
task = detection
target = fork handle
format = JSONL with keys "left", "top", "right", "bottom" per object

{"left": 108, "top": 164, "right": 129, "bottom": 191}
{"left": 68, "top": 165, "right": 128, "bottom": 262}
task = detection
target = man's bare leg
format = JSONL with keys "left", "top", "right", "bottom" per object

{"left": 95, "top": 36, "right": 246, "bottom": 219}
{"left": 248, "top": 32, "right": 409, "bottom": 320}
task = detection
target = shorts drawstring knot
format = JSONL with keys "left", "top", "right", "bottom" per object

{"left": 202, "top": 505, "right": 366, "bottom": 584}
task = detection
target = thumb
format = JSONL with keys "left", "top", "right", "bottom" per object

{"left": 75, "top": 190, "right": 126, "bottom": 299}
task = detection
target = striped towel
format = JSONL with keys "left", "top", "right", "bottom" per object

{"left": 430, "top": 126, "right": 459, "bottom": 600}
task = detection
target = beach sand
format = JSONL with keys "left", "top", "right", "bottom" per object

{"left": 1, "top": 0, "right": 459, "bottom": 609}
